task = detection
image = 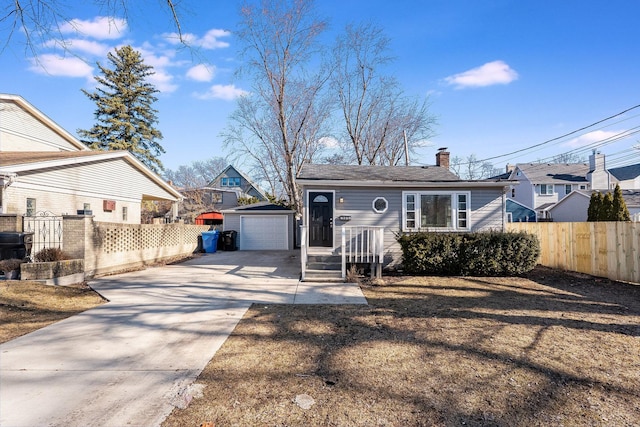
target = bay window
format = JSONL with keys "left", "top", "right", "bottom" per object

{"left": 403, "top": 191, "right": 470, "bottom": 231}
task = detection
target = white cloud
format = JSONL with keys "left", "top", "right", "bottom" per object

{"left": 195, "top": 84, "right": 248, "bottom": 100}
{"left": 164, "top": 28, "right": 231, "bottom": 49}
{"left": 319, "top": 136, "right": 339, "bottom": 149}
{"left": 43, "top": 38, "right": 111, "bottom": 56}
{"left": 186, "top": 64, "right": 216, "bottom": 82}
{"left": 29, "top": 54, "right": 93, "bottom": 78}
{"left": 60, "top": 16, "right": 128, "bottom": 40}
{"left": 147, "top": 69, "right": 178, "bottom": 93}
{"left": 444, "top": 60, "right": 518, "bottom": 89}
{"left": 564, "top": 130, "right": 623, "bottom": 148}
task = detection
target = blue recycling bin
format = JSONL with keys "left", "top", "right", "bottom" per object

{"left": 201, "top": 230, "right": 219, "bottom": 253}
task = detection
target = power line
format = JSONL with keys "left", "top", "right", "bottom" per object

{"left": 473, "top": 103, "right": 640, "bottom": 164}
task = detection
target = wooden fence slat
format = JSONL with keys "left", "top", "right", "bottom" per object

{"left": 507, "top": 222, "right": 639, "bottom": 284}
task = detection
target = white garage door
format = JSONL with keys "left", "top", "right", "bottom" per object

{"left": 239, "top": 215, "right": 289, "bottom": 250}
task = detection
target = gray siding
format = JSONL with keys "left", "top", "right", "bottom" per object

{"left": 304, "top": 185, "right": 506, "bottom": 268}
{"left": 470, "top": 188, "right": 505, "bottom": 230}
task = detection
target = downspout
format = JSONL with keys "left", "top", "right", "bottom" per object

{"left": 502, "top": 187, "right": 506, "bottom": 232}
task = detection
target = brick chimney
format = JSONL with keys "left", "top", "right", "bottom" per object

{"left": 435, "top": 147, "right": 450, "bottom": 169}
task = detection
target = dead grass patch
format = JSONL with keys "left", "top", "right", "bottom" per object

{"left": 0, "top": 281, "right": 106, "bottom": 343}
{"left": 163, "top": 267, "right": 640, "bottom": 427}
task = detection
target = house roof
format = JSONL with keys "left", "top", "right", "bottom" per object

{"left": 0, "top": 151, "right": 103, "bottom": 166}
{"left": 608, "top": 163, "right": 640, "bottom": 182}
{"left": 512, "top": 163, "right": 589, "bottom": 184}
{"left": 297, "top": 164, "right": 514, "bottom": 188}
{"left": 299, "top": 164, "right": 460, "bottom": 181}
{"left": 0, "top": 150, "right": 183, "bottom": 200}
{"left": 221, "top": 201, "right": 294, "bottom": 213}
{"left": 0, "top": 93, "right": 90, "bottom": 152}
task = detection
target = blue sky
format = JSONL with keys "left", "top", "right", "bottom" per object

{"left": 1, "top": 0, "right": 639, "bottom": 173}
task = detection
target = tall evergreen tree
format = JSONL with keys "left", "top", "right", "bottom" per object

{"left": 79, "top": 45, "right": 165, "bottom": 173}
{"left": 611, "top": 184, "right": 631, "bottom": 221}
{"left": 601, "top": 192, "right": 614, "bottom": 221}
{"left": 587, "top": 192, "right": 601, "bottom": 221}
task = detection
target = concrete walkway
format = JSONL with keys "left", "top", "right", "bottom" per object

{"left": 0, "top": 250, "right": 366, "bottom": 427}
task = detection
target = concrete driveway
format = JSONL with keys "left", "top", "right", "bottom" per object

{"left": 0, "top": 250, "right": 366, "bottom": 427}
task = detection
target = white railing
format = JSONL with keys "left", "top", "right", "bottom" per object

{"left": 341, "top": 226, "right": 384, "bottom": 278}
{"left": 300, "top": 225, "right": 307, "bottom": 281}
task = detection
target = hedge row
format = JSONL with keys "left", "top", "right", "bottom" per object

{"left": 397, "top": 231, "right": 540, "bottom": 276}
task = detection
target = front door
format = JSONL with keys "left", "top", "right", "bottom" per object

{"left": 309, "top": 192, "right": 333, "bottom": 247}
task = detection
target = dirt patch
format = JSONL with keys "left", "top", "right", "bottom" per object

{"left": 0, "top": 281, "right": 106, "bottom": 343}
{"left": 163, "top": 267, "right": 640, "bottom": 427}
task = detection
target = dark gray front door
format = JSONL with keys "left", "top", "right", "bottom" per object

{"left": 309, "top": 192, "right": 333, "bottom": 247}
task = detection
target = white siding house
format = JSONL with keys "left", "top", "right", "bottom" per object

{"left": 0, "top": 94, "right": 182, "bottom": 223}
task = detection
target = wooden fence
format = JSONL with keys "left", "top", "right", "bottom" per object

{"left": 507, "top": 222, "right": 639, "bottom": 284}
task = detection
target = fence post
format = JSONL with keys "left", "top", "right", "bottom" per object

{"left": 341, "top": 227, "right": 346, "bottom": 279}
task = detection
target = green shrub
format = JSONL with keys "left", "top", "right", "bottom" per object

{"left": 33, "top": 247, "right": 71, "bottom": 262}
{"left": 397, "top": 231, "right": 540, "bottom": 276}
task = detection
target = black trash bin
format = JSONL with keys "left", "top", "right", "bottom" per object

{"left": 221, "top": 230, "right": 238, "bottom": 251}
{"left": 0, "top": 232, "right": 34, "bottom": 260}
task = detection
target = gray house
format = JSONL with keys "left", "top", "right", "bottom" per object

{"left": 296, "top": 152, "right": 513, "bottom": 280}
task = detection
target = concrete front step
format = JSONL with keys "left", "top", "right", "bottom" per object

{"left": 307, "top": 255, "right": 341, "bottom": 271}
{"left": 303, "top": 268, "right": 344, "bottom": 282}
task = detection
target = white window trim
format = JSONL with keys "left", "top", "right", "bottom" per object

{"left": 402, "top": 191, "right": 471, "bottom": 232}
{"left": 539, "top": 184, "right": 554, "bottom": 195}
{"left": 372, "top": 197, "right": 388, "bottom": 214}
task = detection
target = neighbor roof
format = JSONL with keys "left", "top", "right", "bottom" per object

{"left": 512, "top": 163, "right": 589, "bottom": 183}
{"left": 0, "top": 151, "right": 103, "bottom": 166}
{"left": 608, "top": 163, "right": 640, "bottom": 182}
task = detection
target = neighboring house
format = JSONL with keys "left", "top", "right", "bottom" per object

{"left": 207, "top": 165, "right": 268, "bottom": 205}
{"left": 506, "top": 199, "right": 537, "bottom": 222}
{"left": 507, "top": 162, "right": 590, "bottom": 219}
{"left": 296, "top": 150, "right": 513, "bottom": 278}
{"left": 0, "top": 93, "right": 181, "bottom": 223}
{"left": 221, "top": 202, "right": 296, "bottom": 250}
{"left": 177, "top": 165, "right": 269, "bottom": 224}
{"left": 549, "top": 189, "right": 640, "bottom": 222}
{"left": 506, "top": 151, "right": 640, "bottom": 220}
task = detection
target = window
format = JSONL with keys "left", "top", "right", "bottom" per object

{"left": 221, "top": 177, "right": 241, "bottom": 187}
{"left": 565, "top": 184, "right": 572, "bottom": 195}
{"left": 403, "top": 191, "right": 470, "bottom": 231}
{"left": 372, "top": 197, "right": 388, "bottom": 213}
{"left": 26, "top": 198, "right": 36, "bottom": 216}
{"left": 122, "top": 206, "right": 128, "bottom": 221}
{"left": 539, "top": 184, "right": 554, "bottom": 195}
{"left": 580, "top": 185, "right": 587, "bottom": 190}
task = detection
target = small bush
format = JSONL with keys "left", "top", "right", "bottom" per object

{"left": 397, "top": 231, "right": 540, "bottom": 276}
{"left": 0, "top": 258, "right": 24, "bottom": 273}
{"left": 33, "top": 247, "right": 71, "bottom": 263}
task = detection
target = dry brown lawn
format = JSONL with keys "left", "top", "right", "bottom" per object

{"left": 0, "top": 280, "right": 106, "bottom": 343}
{"left": 163, "top": 267, "right": 640, "bottom": 427}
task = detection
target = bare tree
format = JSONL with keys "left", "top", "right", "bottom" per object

{"left": 330, "top": 23, "right": 436, "bottom": 165}
{"left": 164, "top": 157, "right": 227, "bottom": 189}
{"left": 450, "top": 154, "right": 501, "bottom": 179}
{"left": 223, "top": 0, "right": 329, "bottom": 213}
{"left": 1, "top": 0, "right": 185, "bottom": 57}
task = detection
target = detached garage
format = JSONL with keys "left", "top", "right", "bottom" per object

{"left": 221, "top": 202, "right": 296, "bottom": 250}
